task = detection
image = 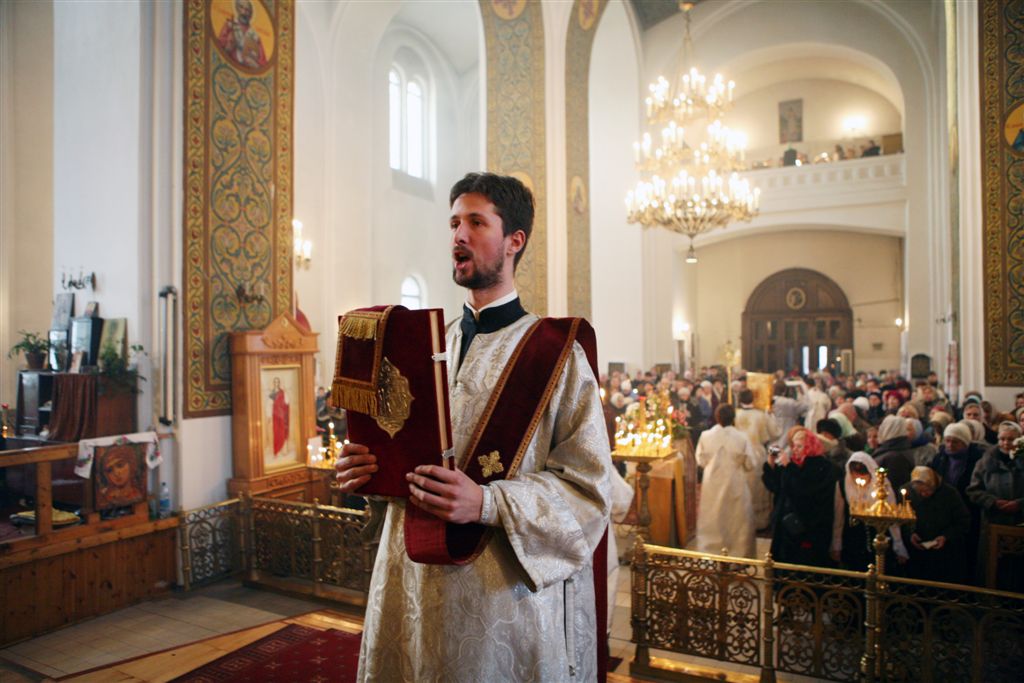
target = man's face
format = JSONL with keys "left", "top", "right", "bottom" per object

{"left": 450, "top": 193, "right": 515, "bottom": 291}
{"left": 964, "top": 404, "right": 982, "bottom": 422}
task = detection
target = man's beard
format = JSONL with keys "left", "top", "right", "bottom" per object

{"left": 453, "top": 252, "right": 505, "bottom": 290}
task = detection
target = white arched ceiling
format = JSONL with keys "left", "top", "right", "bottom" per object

{"left": 722, "top": 43, "right": 905, "bottom": 121}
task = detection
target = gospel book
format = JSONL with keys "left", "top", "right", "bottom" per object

{"left": 329, "top": 305, "right": 453, "bottom": 497}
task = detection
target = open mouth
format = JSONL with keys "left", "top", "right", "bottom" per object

{"left": 453, "top": 250, "right": 472, "bottom": 266}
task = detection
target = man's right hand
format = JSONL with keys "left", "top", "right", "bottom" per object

{"left": 334, "top": 442, "right": 377, "bottom": 493}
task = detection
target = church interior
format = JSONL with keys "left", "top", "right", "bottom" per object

{"left": 1, "top": 0, "right": 1023, "bottom": 680}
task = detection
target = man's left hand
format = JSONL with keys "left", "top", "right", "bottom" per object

{"left": 407, "top": 465, "right": 484, "bottom": 524}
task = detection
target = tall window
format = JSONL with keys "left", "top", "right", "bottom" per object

{"left": 401, "top": 276, "right": 424, "bottom": 309}
{"left": 388, "top": 63, "right": 429, "bottom": 179}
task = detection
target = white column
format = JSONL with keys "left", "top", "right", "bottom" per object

{"left": 542, "top": 0, "right": 572, "bottom": 317}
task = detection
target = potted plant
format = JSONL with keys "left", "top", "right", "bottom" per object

{"left": 7, "top": 330, "right": 49, "bottom": 370}
{"left": 96, "top": 342, "right": 146, "bottom": 395}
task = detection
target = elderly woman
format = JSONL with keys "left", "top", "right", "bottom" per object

{"left": 763, "top": 426, "right": 840, "bottom": 567}
{"left": 873, "top": 415, "right": 917, "bottom": 491}
{"left": 967, "top": 421, "right": 1024, "bottom": 591}
{"left": 831, "top": 452, "right": 908, "bottom": 571}
{"left": 905, "top": 466, "right": 970, "bottom": 584}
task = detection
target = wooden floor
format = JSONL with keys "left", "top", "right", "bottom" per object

{"left": 61, "top": 610, "right": 364, "bottom": 683}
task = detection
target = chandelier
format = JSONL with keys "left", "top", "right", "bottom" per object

{"left": 625, "top": 2, "right": 759, "bottom": 263}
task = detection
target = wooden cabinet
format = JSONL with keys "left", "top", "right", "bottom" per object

{"left": 16, "top": 371, "right": 55, "bottom": 436}
{"left": 15, "top": 372, "right": 136, "bottom": 441}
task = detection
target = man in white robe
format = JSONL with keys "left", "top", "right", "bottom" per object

{"left": 803, "top": 377, "right": 834, "bottom": 431}
{"left": 695, "top": 404, "right": 758, "bottom": 558}
{"left": 336, "top": 172, "right": 614, "bottom": 682}
{"left": 735, "top": 389, "right": 781, "bottom": 531}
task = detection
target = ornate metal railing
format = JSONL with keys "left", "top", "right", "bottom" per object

{"left": 630, "top": 542, "right": 1024, "bottom": 683}
{"left": 179, "top": 495, "right": 375, "bottom": 605}
{"left": 178, "top": 499, "right": 242, "bottom": 590}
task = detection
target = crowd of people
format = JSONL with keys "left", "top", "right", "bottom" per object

{"left": 603, "top": 366, "right": 1024, "bottom": 589}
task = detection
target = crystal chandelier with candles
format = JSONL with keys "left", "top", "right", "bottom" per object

{"left": 625, "top": 2, "right": 759, "bottom": 264}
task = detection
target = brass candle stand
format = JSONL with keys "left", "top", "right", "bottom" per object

{"left": 849, "top": 467, "right": 916, "bottom": 683}
{"left": 307, "top": 421, "right": 346, "bottom": 504}
{"left": 612, "top": 397, "right": 676, "bottom": 544}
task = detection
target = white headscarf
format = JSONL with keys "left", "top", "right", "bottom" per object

{"left": 844, "top": 452, "right": 896, "bottom": 506}
{"left": 844, "top": 451, "right": 907, "bottom": 558}
{"left": 878, "top": 415, "right": 908, "bottom": 443}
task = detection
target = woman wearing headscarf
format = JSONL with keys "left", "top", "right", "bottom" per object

{"left": 830, "top": 452, "right": 908, "bottom": 571}
{"left": 905, "top": 466, "right": 970, "bottom": 584}
{"left": 904, "top": 418, "right": 938, "bottom": 465}
{"left": 873, "top": 415, "right": 918, "bottom": 492}
{"left": 930, "top": 422, "right": 985, "bottom": 579}
{"left": 763, "top": 426, "right": 840, "bottom": 567}
{"left": 828, "top": 408, "right": 865, "bottom": 452}
{"left": 694, "top": 404, "right": 758, "bottom": 558}
{"left": 967, "top": 421, "right": 1024, "bottom": 590}
{"left": 927, "top": 409, "right": 954, "bottom": 447}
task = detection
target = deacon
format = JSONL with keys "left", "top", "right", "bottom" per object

{"left": 335, "top": 172, "right": 614, "bottom": 681}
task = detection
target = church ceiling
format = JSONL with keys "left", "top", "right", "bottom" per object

{"left": 629, "top": 0, "right": 696, "bottom": 31}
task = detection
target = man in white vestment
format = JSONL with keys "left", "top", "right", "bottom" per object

{"left": 803, "top": 377, "right": 833, "bottom": 431}
{"left": 695, "top": 404, "right": 758, "bottom": 558}
{"left": 735, "top": 389, "right": 781, "bottom": 531}
{"left": 335, "top": 172, "right": 614, "bottom": 682}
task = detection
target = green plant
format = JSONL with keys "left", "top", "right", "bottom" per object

{"left": 96, "top": 343, "right": 147, "bottom": 395}
{"left": 7, "top": 330, "right": 48, "bottom": 359}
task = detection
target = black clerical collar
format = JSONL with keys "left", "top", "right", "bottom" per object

{"left": 458, "top": 297, "right": 527, "bottom": 374}
{"left": 462, "top": 297, "right": 527, "bottom": 335}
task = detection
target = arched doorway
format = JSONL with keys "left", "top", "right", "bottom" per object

{"left": 742, "top": 269, "right": 853, "bottom": 374}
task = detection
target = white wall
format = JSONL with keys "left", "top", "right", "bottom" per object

{"left": 1, "top": 0, "right": 54, "bottom": 407}
{"left": 589, "top": 0, "right": 645, "bottom": 373}
{"left": 693, "top": 230, "right": 903, "bottom": 374}
{"left": 370, "top": 22, "right": 475, "bottom": 325}
{"left": 729, "top": 78, "right": 902, "bottom": 163}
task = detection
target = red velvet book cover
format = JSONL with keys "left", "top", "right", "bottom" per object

{"left": 330, "top": 306, "right": 453, "bottom": 497}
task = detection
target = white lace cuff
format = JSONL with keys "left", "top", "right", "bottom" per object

{"left": 479, "top": 485, "right": 500, "bottom": 526}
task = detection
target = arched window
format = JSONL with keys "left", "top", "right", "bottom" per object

{"left": 388, "top": 69, "right": 402, "bottom": 170}
{"left": 387, "top": 51, "right": 431, "bottom": 180}
{"left": 400, "top": 275, "right": 425, "bottom": 309}
{"left": 406, "top": 80, "right": 424, "bottom": 178}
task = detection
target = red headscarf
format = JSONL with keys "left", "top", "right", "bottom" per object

{"left": 788, "top": 426, "right": 825, "bottom": 467}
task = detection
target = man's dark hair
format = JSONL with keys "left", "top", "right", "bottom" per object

{"left": 449, "top": 172, "right": 534, "bottom": 268}
{"left": 715, "top": 404, "right": 735, "bottom": 427}
{"left": 816, "top": 418, "right": 842, "bottom": 439}
{"left": 738, "top": 389, "right": 754, "bottom": 405}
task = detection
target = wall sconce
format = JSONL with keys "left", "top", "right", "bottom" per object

{"left": 293, "top": 219, "right": 312, "bottom": 269}
{"left": 235, "top": 281, "right": 266, "bottom": 305}
{"left": 61, "top": 268, "right": 96, "bottom": 291}
{"left": 843, "top": 115, "right": 867, "bottom": 137}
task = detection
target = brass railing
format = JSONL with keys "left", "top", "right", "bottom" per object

{"left": 178, "top": 495, "right": 375, "bottom": 605}
{"left": 630, "top": 542, "right": 1024, "bottom": 683}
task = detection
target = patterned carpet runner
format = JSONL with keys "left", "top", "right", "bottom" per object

{"left": 171, "top": 623, "right": 361, "bottom": 683}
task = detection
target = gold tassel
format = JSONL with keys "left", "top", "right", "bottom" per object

{"left": 340, "top": 315, "right": 378, "bottom": 341}
{"left": 330, "top": 382, "right": 379, "bottom": 415}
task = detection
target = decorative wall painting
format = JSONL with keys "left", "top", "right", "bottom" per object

{"left": 260, "top": 364, "right": 302, "bottom": 471}
{"left": 779, "top": 99, "right": 803, "bottom": 144}
{"left": 184, "top": 0, "right": 294, "bottom": 417}
{"left": 94, "top": 442, "right": 148, "bottom": 510}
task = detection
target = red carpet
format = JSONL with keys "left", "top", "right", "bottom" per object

{"left": 171, "top": 623, "right": 362, "bottom": 683}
